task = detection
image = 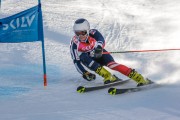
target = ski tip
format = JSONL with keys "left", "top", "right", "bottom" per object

{"left": 108, "top": 88, "right": 117, "bottom": 95}
{"left": 77, "top": 86, "right": 86, "bottom": 93}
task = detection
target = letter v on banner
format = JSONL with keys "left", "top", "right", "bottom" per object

{"left": 0, "top": 1, "right": 47, "bottom": 87}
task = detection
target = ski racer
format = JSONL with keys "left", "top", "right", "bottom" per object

{"left": 70, "top": 18, "right": 152, "bottom": 86}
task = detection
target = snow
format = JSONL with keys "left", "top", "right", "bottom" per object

{"left": 0, "top": 0, "right": 180, "bottom": 120}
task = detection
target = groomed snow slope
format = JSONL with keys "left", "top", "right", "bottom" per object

{"left": 0, "top": 0, "right": 180, "bottom": 120}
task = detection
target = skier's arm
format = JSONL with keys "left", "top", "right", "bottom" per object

{"left": 89, "top": 29, "right": 105, "bottom": 48}
{"left": 89, "top": 29, "right": 104, "bottom": 58}
{"left": 70, "top": 41, "right": 87, "bottom": 74}
{"left": 73, "top": 60, "right": 87, "bottom": 74}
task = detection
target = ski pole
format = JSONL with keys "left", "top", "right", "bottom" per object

{"left": 103, "top": 48, "right": 180, "bottom": 54}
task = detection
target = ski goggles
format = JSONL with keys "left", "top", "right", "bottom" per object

{"left": 75, "top": 30, "right": 88, "bottom": 36}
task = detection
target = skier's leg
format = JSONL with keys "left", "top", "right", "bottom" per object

{"left": 107, "top": 61, "right": 151, "bottom": 86}
{"left": 80, "top": 53, "right": 117, "bottom": 84}
{"left": 103, "top": 53, "right": 151, "bottom": 86}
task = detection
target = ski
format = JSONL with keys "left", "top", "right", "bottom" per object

{"left": 108, "top": 82, "right": 160, "bottom": 95}
{"left": 77, "top": 79, "right": 131, "bottom": 93}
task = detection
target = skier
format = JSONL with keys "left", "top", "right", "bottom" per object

{"left": 70, "top": 18, "right": 152, "bottom": 86}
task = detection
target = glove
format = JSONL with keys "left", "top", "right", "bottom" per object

{"left": 94, "top": 45, "right": 103, "bottom": 58}
{"left": 82, "top": 71, "right": 96, "bottom": 81}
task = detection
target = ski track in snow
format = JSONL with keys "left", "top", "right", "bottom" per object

{"left": 0, "top": 0, "right": 180, "bottom": 120}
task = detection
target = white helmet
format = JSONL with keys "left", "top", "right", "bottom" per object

{"left": 73, "top": 18, "right": 90, "bottom": 34}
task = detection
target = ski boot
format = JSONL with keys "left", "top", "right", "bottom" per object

{"left": 95, "top": 66, "right": 118, "bottom": 84}
{"left": 128, "top": 69, "right": 153, "bottom": 86}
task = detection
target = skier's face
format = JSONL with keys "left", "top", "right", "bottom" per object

{"left": 78, "top": 34, "right": 88, "bottom": 41}
{"left": 75, "top": 30, "right": 88, "bottom": 41}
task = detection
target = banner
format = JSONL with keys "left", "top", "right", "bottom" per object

{"left": 0, "top": 5, "right": 43, "bottom": 43}
{"left": 0, "top": 3, "right": 47, "bottom": 87}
